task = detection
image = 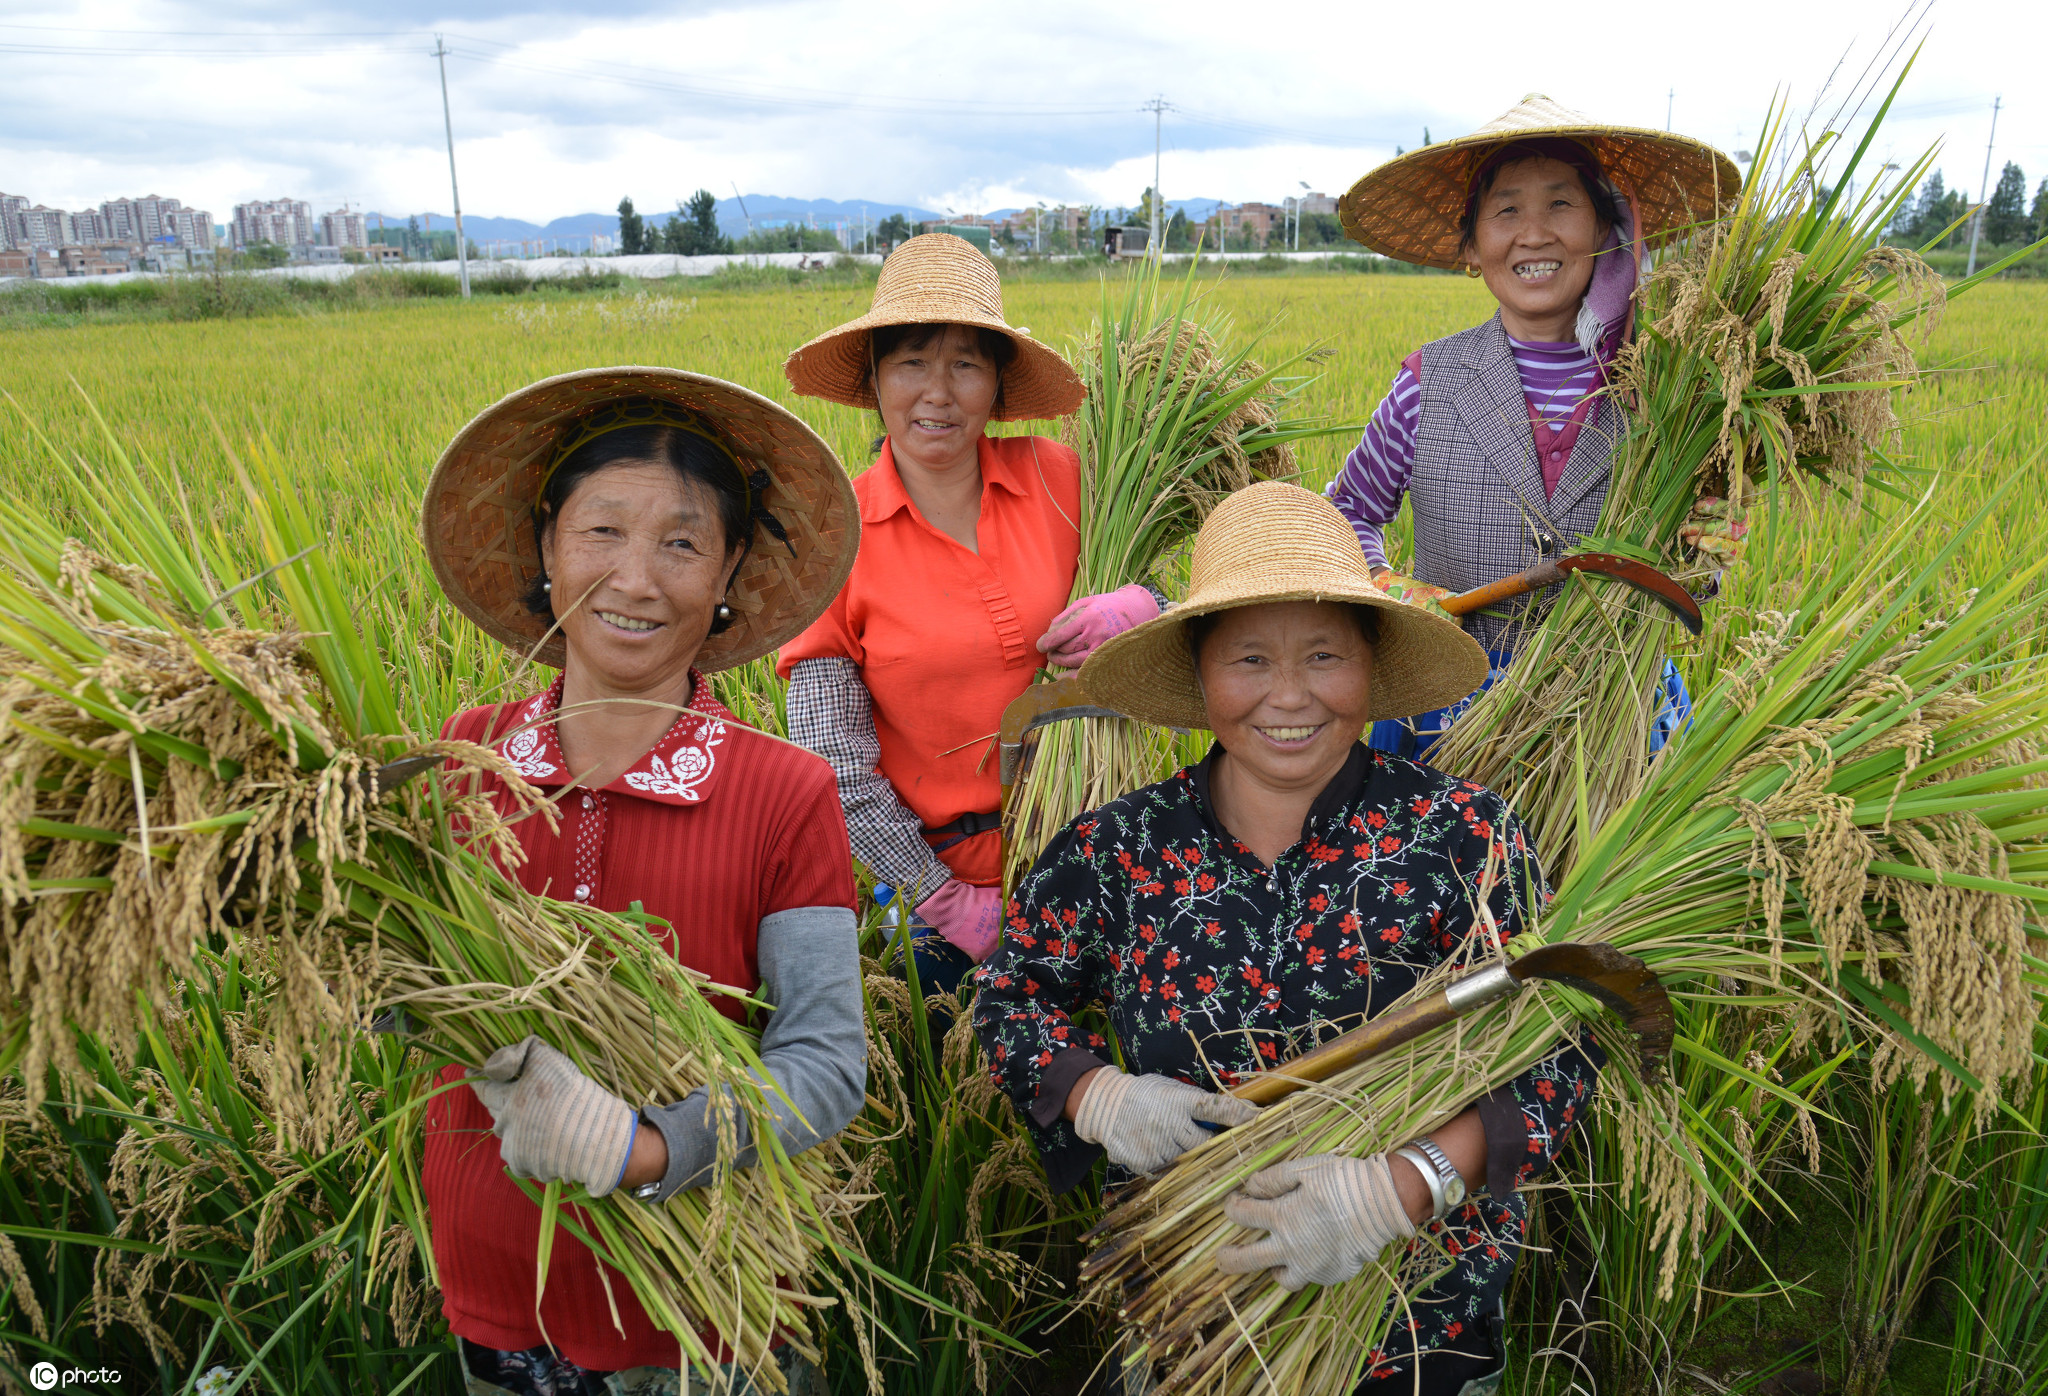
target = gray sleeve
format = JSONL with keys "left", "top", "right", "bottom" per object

{"left": 786, "top": 656, "right": 951, "bottom": 901}
{"left": 644, "top": 905, "right": 867, "bottom": 1197}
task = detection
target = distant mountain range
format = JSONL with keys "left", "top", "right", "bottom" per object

{"left": 365, "top": 195, "right": 1233, "bottom": 248}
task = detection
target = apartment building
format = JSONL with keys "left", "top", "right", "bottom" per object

{"left": 18, "top": 205, "right": 77, "bottom": 249}
{"left": 0, "top": 192, "right": 27, "bottom": 249}
{"left": 233, "top": 198, "right": 314, "bottom": 249}
{"left": 319, "top": 207, "right": 368, "bottom": 249}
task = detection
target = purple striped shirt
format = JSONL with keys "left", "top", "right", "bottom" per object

{"left": 1327, "top": 337, "right": 1603, "bottom": 571}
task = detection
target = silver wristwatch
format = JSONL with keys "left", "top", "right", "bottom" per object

{"left": 1394, "top": 1137, "right": 1466, "bottom": 1219}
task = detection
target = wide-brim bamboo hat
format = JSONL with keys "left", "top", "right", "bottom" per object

{"left": 1339, "top": 93, "right": 1741, "bottom": 270}
{"left": 1079, "top": 482, "right": 1489, "bottom": 731}
{"left": 783, "top": 232, "right": 1085, "bottom": 420}
{"left": 421, "top": 366, "right": 857, "bottom": 672}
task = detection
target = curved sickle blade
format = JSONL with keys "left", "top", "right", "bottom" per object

{"left": 366, "top": 753, "right": 441, "bottom": 800}
{"left": 1509, "top": 940, "right": 1676, "bottom": 1080}
{"left": 1557, "top": 553, "right": 1704, "bottom": 635}
{"left": 998, "top": 676, "right": 1121, "bottom": 790}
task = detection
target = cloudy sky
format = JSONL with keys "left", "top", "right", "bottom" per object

{"left": 1, "top": 0, "right": 2040, "bottom": 225}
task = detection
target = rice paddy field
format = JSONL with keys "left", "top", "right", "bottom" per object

{"left": 1, "top": 263, "right": 2045, "bottom": 1394}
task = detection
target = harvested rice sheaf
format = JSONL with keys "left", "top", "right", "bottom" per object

{"left": 0, "top": 467, "right": 878, "bottom": 1392}
{"left": 1426, "top": 97, "right": 1973, "bottom": 871}
{"left": 1080, "top": 498, "right": 2048, "bottom": 1396}
{"left": 1001, "top": 262, "right": 1344, "bottom": 889}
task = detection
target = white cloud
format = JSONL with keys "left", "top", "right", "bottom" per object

{"left": 0, "top": 0, "right": 2038, "bottom": 223}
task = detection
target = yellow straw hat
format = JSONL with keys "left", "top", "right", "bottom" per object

{"left": 1339, "top": 93, "right": 1741, "bottom": 270}
{"left": 421, "top": 366, "right": 858, "bottom": 673}
{"left": 783, "top": 232, "right": 1085, "bottom": 420}
{"left": 1079, "top": 482, "right": 1489, "bottom": 730}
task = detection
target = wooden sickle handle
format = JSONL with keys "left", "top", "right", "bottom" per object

{"left": 1228, "top": 993, "right": 1462, "bottom": 1106}
{"left": 1439, "top": 559, "right": 1567, "bottom": 618}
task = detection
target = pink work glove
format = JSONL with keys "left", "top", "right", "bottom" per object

{"left": 1677, "top": 495, "right": 1750, "bottom": 564}
{"left": 916, "top": 880, "right": 1004, "bottom": 962}
{"left": 1036, "top": 584, "right": 1160, "bottom": 669}
{"left": 1370, "top": 567, "right": 1456, "bottom": 622}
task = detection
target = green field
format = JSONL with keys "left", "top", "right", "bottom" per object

{"left": 2, "top": 267, "right": 2045, "bottom": 1394}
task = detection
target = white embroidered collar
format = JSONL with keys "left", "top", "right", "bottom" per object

{"left": 492, "top": 673, "right": 732, "bottom": 806}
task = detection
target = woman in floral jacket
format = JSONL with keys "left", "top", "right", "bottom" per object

{"left": 972, "top": 483, "right": 1603, "bottom": 1395}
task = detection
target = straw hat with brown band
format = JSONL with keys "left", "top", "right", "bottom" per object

{"left": 1339, "top": 93, "right": 1742, "bottom": 270}
{"left": 1078, "top": 481, "right": 1489, "bottom": 732}
{"left": 783, "top": 232, "right": 1085, "bottom": 420}
{"left": 421, "top": 366, "right": 858, "bottom": 673}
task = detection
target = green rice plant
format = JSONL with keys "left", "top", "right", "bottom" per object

{"left": 1426, "top": 67, "right": 2047, "bottom": 872}
{"left": 818, "top": 918, "right": 1104, "bottom": 1394}
{"left": 0, "top": 948, "right": 446, "bottom": 1393}
{"left": 0, "top": 422, "right": 881, "bottom": 1392}
{"left": 0, "top": 218, "right": 2043, "bottom": 1391}
{"left": 999, "top": 256, "right": 1351, "bottom": 887}
{"left": 1825, "top": 1067, "right": 1987, "bottom": 1396}
{"left": 1928, "top": 1030, "right": 2048, "bottom": 1396}
{"left": 1527, "top": 994, "right": 1846, "bottom": 1396}
{"left": 1077, "top": 484, "right": 2048, "bottom": 1395}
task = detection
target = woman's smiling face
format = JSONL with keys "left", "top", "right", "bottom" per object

{"left": 1196, "top": 600, "right": 1375, "bottom": 792}
{"left": 873, "top": 323, "right": 1000, "bottom": 475}
{"left": 539, "top": 461, "right": 740, "bottom": 692}
{"left": 1466, "top": 155, "right": 1609, "bottom": 339}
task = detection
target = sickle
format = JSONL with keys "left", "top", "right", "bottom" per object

{"left": 1227, "top": 940, "right": 1675, "bottom": 1107}
{"left": 1441, "top": 553, "right": 1703, "bottom": 635}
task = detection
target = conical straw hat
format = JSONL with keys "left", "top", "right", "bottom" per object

{"left": 1079, "top": 482, "right": 1489, "bottom": 731}
{"left": 421, "top": 366, "right": 858, "bottom": 673}
{"left": 783, "top": 232, "right": 1085, "bottom": 420}
{"left": 1339, "top": 93, "right": 1741, "bottom": 270}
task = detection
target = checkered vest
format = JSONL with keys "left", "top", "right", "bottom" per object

{"left": 1408, "top": 314, "right": 1617, "bottom": 651}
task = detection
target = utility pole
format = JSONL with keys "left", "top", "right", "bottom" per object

{"left": 1666, "top": 89, "right": 1674, "bottom": 132}
{"left": 433, "top": 36, "right": 470, "bottom": 297}
{"left": 1142, "top": 96, "right": 1168, "bottom": 255}
{"left": 1965, "top": 95, "right": 2002, "bottom": 278}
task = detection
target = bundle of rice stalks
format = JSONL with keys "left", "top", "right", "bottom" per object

{"left": 0, "top": 428, "right": 876, "bottom": 1392}
{"left": 1078, "top": 492, "right": 2048, "bottom": 1396}
{"left": 0, "top": 950, "right": 444, "bottom": 1388}
{"left": 1424, "top": 77, "right": 2040, "bottom": 870}
{"left": 821, "top": 929, "right": 1106, "bottom": 1393}
{"left": 1000, "top": 260, "right": 1347, "bottom": 887}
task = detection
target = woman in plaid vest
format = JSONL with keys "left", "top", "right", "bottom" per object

{"left": 1323, "top": 96, "right": 1745, "bottom": 761}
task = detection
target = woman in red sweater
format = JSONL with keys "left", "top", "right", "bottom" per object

{"left": 416, "top": 367, "right": 862, "bottom": 1395}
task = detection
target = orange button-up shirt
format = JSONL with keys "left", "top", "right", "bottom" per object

{"left": 780, "top": 433, "right": 1081, "bottom": 886}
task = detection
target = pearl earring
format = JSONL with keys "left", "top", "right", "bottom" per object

{"left": 542, "top": 580, "right": 552, "bottom": 593}
{"left": 714, "top": 601, "right": 735, "bottom": 624}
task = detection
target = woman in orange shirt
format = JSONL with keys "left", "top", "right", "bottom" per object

{"left": 779, "top": 233, "right": 1157, "bottom": 997}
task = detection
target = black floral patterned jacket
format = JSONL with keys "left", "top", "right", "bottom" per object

{"left": 970, "top": 741, "right": 1602, "bottom": 1375}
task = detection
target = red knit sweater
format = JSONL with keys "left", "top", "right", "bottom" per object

{"left": 422, "top": 677, "right": 854, "bottom": 1369}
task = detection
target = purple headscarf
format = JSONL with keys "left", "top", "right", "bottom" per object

{"left": 1464, "top": 137, "right": 1640, "bottom": 359}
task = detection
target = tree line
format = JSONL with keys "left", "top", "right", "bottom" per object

{"left": 1890, "top": 162, "right": 2048, "bottom": 249}
{"left": 613, "top": 191, "right": 912, "bottom": 256}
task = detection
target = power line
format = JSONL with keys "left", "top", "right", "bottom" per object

{"left": 434, "top": 35, "right": 471, "bottom": 298}
{"left": 1964, "top": 96, "right": 2001, "bottom": 279}
{"left": 1142, "top": 96, "right": 1168, "bottom": 253}
{"left": 0, "top": 40, "right": 421, "bottom": 56}
{"left": 441, "top": 43, "right": 1135, "bottom": 119}
{"left": 0, "top": 21, "right": 430, "bottom": 35}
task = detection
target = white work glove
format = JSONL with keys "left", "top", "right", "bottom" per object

{"left": 1072, "top": 1065, "right": 1260, "bottom": 1174}
{"left": 1215, "top": 1153, "right": 1416, "bottom": 1291}
{"left": 468, "top": 1035, "right": 639, "bottom": 1198}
